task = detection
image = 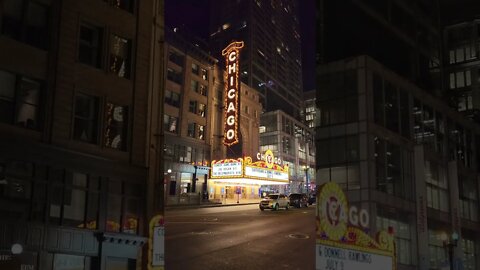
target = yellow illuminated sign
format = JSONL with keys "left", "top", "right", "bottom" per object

{"left": 222, "top": 41, "right": 244, "bottom": 146}
{"left": 316, "top": 182, "right": 396, "bottom": 269}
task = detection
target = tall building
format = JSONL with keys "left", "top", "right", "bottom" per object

{"left": 163, "top": 28, "right": 217, "bottom": 205}
{"left": 303, "top": 90, "right": 317, "bottom": 128}
{"left": 260, "top": 110, "right": 315, "bottom": 194}
{"left": 0, "top": 0, "right": 163, "bottom": 269}
{"left": 317, "top": 55, "right": 480, "bottom": 270}
{"left": 317, "top": 1, "right": 480, "bottom": 269}
{"left": 438, "top": 2, "right": 480, "bottom": 122}
{"left": 209, "top": 0, "right": 304, "bottom": 118}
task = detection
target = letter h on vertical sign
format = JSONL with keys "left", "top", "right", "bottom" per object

{"left": 222, "top": 41, "right": 244, "bottom": 146}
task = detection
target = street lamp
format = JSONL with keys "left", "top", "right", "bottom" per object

{"left": 440, "top": 231, "right": 459, "bottom": 270}
{"left": 303, "top": 165, "right": 309, "bottom": 194}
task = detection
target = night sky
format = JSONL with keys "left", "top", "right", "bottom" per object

{"left": 165, "top": 0, "right": 315, "bottom": 91}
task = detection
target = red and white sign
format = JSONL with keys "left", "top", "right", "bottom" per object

{"left": 222, "top": 41, "right": 244, "bottom": 146}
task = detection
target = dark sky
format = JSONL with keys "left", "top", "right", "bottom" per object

{"left": 165, "top": 0, "right": 315, "bottom": 91}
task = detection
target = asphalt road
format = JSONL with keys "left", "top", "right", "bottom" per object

{"left": 165, "top": 204, "right": 316, "bottom": 270}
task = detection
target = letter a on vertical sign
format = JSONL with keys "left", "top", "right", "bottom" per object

{"left": 222, "top": 41, "right": 244, "bottom": 146}
{"left": 148, "top": 215, "right": 164, "bottom": 270}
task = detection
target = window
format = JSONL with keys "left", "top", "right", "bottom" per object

{"left": 78, "top": 22, "right": 103, "bottom": 68}
{"left": 0, "top": 71, "right": 42, "bottom": 130}
{"left": 165, "top": 90, "right": 180, "bottom": 107}
{"left": 191, "top": 80, "right": 199, "bottom": 92}
{"left": 104, "top": 103, "right": 127, "bottom": 150}
{"left": 1, "top": 0, "right": 49, "bottom": 50}
{"left": 163, "top": 114, "right": 178, "bottom": 134}
{"left": 73, "top": 93, "right": 99, "bottom": 143}
{"left": 200, "top": 68, "right": 208, "bottom": 80}
{"left": 377, "top": 215, "right": 413, "bottom": 265}
{"left": 108, "top": 0, "right": 134, "bottom": 13}
{"left": 428, "top": 230, "right": 446, "bottom": 269}
{"left": 425, "top": 160, "right": 449, "bottom": 212}
{"left": 449, "top": 70, "right": 471, "bottom": 89}
{"left": 198, "top": 103, "right": 206, "bottom": 117}
{"left": 187, "top": 123, "right": 196, "bottom": 138}
{"left": 459, "top": 176, "right": 478, "bottom": 221}
{"left": 244, "top": 105, "right": 249, "bottom": 114}
{"left": 106, "top": 180, "right": 143, "bottom": 234}
{"left": 198, "top": 84, "right": 207, "bottom": 96}
{"left": 168, "top": 50, "right": 184, "bottom": 66}
{"left": 449, "top": 44, "right": 476, "bottom": 64}
{"left": 462, "top": 238, "right": 476, "bottom": 270}
{"left": 198, "top": 125, "right": 205, "bottom": 140}
{"left": 109, "top": 35, "right": 131, "bottom": 78}
{"left": 167, "top": 68, "right": 182, "bottom": 85}
{"left": 192, "top": 63, "right": 199, "bottom": 75}
{"left": 189, "top": 100, "right": 197, "bottom": 114}
{"left": 48, "top": 171, "right": 100, "bottom": 230}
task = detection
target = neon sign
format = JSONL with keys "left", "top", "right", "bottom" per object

{"left": 222, "top": 41, "right": 244, "bottom": 146}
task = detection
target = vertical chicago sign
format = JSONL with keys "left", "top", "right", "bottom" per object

{"left": 222, "top": 41, "right": 244, "bottom": 146}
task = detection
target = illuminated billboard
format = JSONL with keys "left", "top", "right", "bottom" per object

{"left": 316, "top": 182, "right": 396, "bottom": 270}
{"left": 222, "top": 41, "right": 244, "bottom": 146}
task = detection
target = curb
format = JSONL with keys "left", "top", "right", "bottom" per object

{"left": 166, "top": 202, "right": 259, "bottom": 211}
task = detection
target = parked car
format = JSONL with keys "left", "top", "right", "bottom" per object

{"left": 307, "top": 193, "right": 316, "bottom": 205}
{"left": 289, "top": 193, "right": 308, "bottom": 208}
{"left": 259, "top": 194, "right": 290, "bottom": 211}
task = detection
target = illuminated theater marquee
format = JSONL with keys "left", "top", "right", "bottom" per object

{"left": 222, "top": 41, "right": 244, "bottom": 146}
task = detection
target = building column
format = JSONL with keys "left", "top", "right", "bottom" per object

{"left": 447, "top": 161, "right": 464, "bottom": 264}
{"left": 414, "top": 145, "right": 429, "bottom": 270}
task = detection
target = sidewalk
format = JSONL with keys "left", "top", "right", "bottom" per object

{"left": 165, "top": 198, "right": 259, "bottom": 211}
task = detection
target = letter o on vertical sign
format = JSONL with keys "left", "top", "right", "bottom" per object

{"left": 221, "top": 41, "right": 244, "bottom": 146}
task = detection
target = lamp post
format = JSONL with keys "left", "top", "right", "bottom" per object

{"left": 440, "top": 232, "right": 459, "bottom": 270}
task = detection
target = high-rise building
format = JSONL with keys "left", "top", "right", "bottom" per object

{"left": 209, "top": 0, "right": 303, "bottom": 118}
{"left": 438, "top": 2, "right": 480, "bottom": 122}
{"left": 317, "top": 1, "right": 480, "bottom": 269}
{"left": 0, "top": 0, "right": 163, "bottom": 269}
{"left": 303, "top": 90, "right": 317, "bottom": 128}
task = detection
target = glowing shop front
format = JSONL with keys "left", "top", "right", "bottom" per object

{"left": 208, "top": 150, "right": 289, "bottom": 203}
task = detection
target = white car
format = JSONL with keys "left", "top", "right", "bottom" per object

{"left": 259, "top": 194, "right": 290, "bottom": 211}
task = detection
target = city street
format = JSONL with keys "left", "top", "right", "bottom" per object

{"left": 165, "top": 204, "right": 316, "bottom": 270}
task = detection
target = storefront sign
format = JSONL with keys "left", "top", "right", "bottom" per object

{"left": 222, "top": 41, "right": 244, "bottom": 146}
{"left": 316, "top": 245, "right": 393, "bottom": 270}
{"left": 244, "top": 166, "right": 288, "bottom": 181}
{"left": 316, "top": 182, "right": 395, "bottom": 270}
{"left": 211, "top": 160, "right": 242, "bottom": 177}
{"left": 148, "top": 215, "right": 164, "bottom": 270}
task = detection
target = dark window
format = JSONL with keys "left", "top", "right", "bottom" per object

{"left": 187, "top": 123, "right": 196, "bottom": 138}
{"left": 165, "top": 90, "right": 180, "bottom": 107}
{"left": 106, "top": 180, "right": 142, "bottom": 234}
{"left": 0, "top": 70, "right": 42, "bottom": 130}
{"left": 109, "top": 35, "right": 131, "bottom": 79}
{"left": 104, "top": 103, "right": 128, "bottom": 150}
{"left": 2, "top": 0, "right": 49, "bottom": 50}
{"left": 167, "top": 68, "right": 182, "bottom": 84}
{"left": 73, "top": 93, "right": 99, "bottom": 143}
{"left": 112, "top": 0, "right": 134, "bottom": 12}
{"left": 168, "top": 51, "right": 184, "bottom": 66}
{"left": 78, "top": 22, "right": 103, "bottom": 68}
{"left": 189, "top": 100, "right": 197, "bottom": 114}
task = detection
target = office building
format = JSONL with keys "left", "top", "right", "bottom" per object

{"left": 260, "top": 110, "right": 315, "bottom": 194}
{"left": 210, "top": 0, "right": 304, "bottom": 118}
{"left": 0, "top": 0, "right": 163, "bottom": 269}
{"left": 303, "top": 90, "right": 317, "bottom": 128}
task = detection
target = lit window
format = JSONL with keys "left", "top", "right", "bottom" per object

{"left": 104, "top": 103, "right": 128, "bottom": 150}
{"left": 109, "top": 35, "right": 131, "bottom": 79}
